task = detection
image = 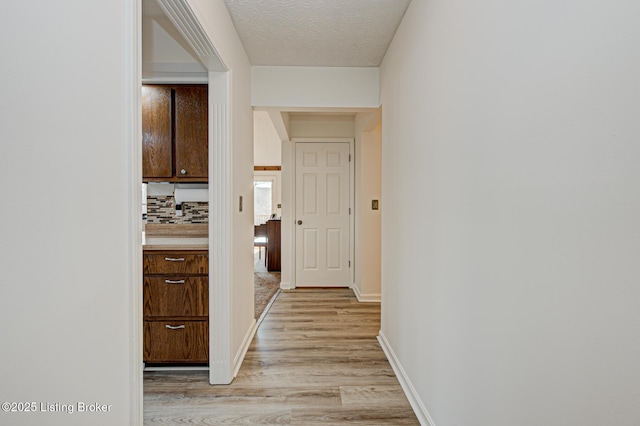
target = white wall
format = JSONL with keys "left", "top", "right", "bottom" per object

{"left": 188, "top": 0, "right": 255, "bottom": 376}
{"left": 289, "top": 114, "right": 355, "bottom": 138}
{"left": 142, "top": 14, "right": 207, "bottom": 81}
{"left": 354, "top": 114, "right": 382, "bottom": 301}
{"left": 280, "top": 139, "right": 294, "bottom": 289}
{"left": 0, "top": 1, "right": 136, "bottom": 425}
{"left": 254, "top": 111, "right": 282, "bottom": 166}
{"left": 379, "top": 1, "right": 640, "bottom": 425}
{"left": 253, "top": 111, "right": 282, "bottom": 220}
{"left": 252, "top": 66, "right": 379, "bottom": 108}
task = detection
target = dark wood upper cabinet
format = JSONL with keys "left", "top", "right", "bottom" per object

{"left": 175, "top": 86, "right": 208, "bottom": 179}
{"left": 142, "top": 86, "right": 172, "bottom": 178}
{"left": 142, "top": 84, "right": 208, "bottom": 182}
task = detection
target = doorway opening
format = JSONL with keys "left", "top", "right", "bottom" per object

{"left": 253, "top": 176, "right": 281, "bottom": 322}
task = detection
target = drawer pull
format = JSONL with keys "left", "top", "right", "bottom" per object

{"left": 165, "top": 324, "right": 185, "bottom": 330}
{"left": 165, "top": 279, "right": 186, "bottom": 284}
{"left": 164, "top": 257, "right": 185, "bottom": 262}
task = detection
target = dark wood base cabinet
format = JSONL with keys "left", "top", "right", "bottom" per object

{"left": 144, "top": 320, "right": 208, "bottom": 364}
{"left": 266, "top": 219, "right": 281, "bottom": 272}
{"left": 143, "top": 250, "right": 208, "bottom": 364}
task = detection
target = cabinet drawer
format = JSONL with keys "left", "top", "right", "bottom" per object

{"left": 143, "top": 252, "right": 208, "bottom": 275}
{"left": 144, "top": 276, "right": 208, "bottom": 317}
{"left": 144, "top": 320, "right": 208, "bottom": 363}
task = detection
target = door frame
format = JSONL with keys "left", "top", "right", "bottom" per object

{"left": 289, "top": 138, "right": 355, "bottom": 289}
{"left": 137, "top": 0, "right": 235, "bottom": 392}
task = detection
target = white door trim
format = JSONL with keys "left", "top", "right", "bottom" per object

{"left": 208, "top": 71, "right": 234, "bottom": 384}
{"left": 290, "top": 138, "right": 355, "bottom": 289}
{"left": 127, "top": 0, "right": 142, "bottom": 423}
{"left": 156, "top": 1, "right": 234, "bottom": 386}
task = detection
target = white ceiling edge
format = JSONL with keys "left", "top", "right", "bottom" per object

{"left": 142, "top": 60, "right": 208, "bottom": 83}
{"left": 254, "top": 106, "right": 380, "bottom": 114}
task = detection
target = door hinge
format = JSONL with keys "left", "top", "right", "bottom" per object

{"left": 349, "top": 154, "right": 351, "bottom": 162}
{"left": 349, "top": 260, "right": 351, "bottom": 267}
{"left": 349, "top": 208, "right": 351, "bottom": 215}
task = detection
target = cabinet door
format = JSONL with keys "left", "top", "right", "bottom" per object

{"left": 175, "top": 86, "right": 208, "bottom": 179}
{"left": 143, "top": 276, "right": 208, "bottom": 317}
{"left": 142, "top": 86, "right": 173, "bottom": 178}
{"left": 144, "top": 320, "right": 208, "bottom": 363}
{"left": 267, "top": 220, "right": 281, "bottom": 271}
{"left": 143, "top": 252, "right": 208, "bottom": 275}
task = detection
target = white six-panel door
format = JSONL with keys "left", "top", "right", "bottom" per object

{"left": 295, "top": 142, "right": 351, "bottom": 287}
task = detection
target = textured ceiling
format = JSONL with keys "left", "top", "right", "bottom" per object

{"left": 223, "top": 0, "right": 411, "bottom": 67}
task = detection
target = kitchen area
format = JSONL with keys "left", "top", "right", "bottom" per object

{"left": 141, "top": 83, "right": 211, "bottom": 366}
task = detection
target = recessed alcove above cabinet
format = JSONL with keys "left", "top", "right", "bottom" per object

{"left": 142, "top": 84, "right": 208, "bottom": 182}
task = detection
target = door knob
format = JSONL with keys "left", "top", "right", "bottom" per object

{"left": 297, "top": 220, "right": 303, "bottom": 225}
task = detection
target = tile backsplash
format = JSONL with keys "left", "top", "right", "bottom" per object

{"left": 146, "top": 196, "right": 208, "bottom": 224}
{"left": 143, "top": 183, "right": 208, "bottom": 224}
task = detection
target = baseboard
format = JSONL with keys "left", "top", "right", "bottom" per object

{"left": 256, "top": 289, "right": 281, "bottom": 328}
{"left": 233, "top": 318, "right": 257, "bottom": 378}
{"left": 352, "top": 284, "right": 381, "bottom": 302}
{"left": 280, "top": 281, "right": 294, "bottom": 290}
{"left": 144, "top": 365, "right": 209, "bottom": 372}
{"left": 377, "top": 331, "right": 435, "bottom": 426}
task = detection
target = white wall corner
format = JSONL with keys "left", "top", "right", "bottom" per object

{"left": 280, "top": 281, "right": 294, "bottom": 290}
{"left": 233, "top": 318, "right": 258, "bottom": 378}
{"left": 355, "top": 108, "right": 382, "bottom": 133}
{"left": 266, "top": 109, "right": 291, "bottom": 142}
{"left": 378, "top": 331, "right": 435, "bottom": 426}
{"left": 280, "top": 139, "right": 294, "bottom": 288}
{"left": 352, "top": 285, "right": 381, "bottom": 303}
{"left": 156, "top": 0, "right": 226, "bottom": 71}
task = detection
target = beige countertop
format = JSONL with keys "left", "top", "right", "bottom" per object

{"left": 142, "top": 223, "right": 208, "bottom": 251}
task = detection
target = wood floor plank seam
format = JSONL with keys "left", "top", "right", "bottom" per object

{"left": 144, "top": 288, "right": 420, "bottom": 425}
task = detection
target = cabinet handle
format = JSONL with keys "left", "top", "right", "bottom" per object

{"left": 165, "top": 325, "right": 185, "bottom": 330}
{"left": 164, "top": 257, "right": 185, "bottom": 262}
{"left": 180, "top": 169, "right": 186, "bottom": 175}
{"left": 165, "top": 279, "right": 186, "bottom": 284}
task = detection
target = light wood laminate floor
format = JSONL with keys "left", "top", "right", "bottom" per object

{"left": 144, "top": 288, "right": 419, "bottom": 425}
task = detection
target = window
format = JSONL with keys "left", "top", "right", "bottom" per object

{"left": 254, "top": 180, "right": 273, "bottom": 225}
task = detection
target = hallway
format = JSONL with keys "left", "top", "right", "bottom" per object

{"left": 144, "top": 288, "right": 419, "bottom": 424}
